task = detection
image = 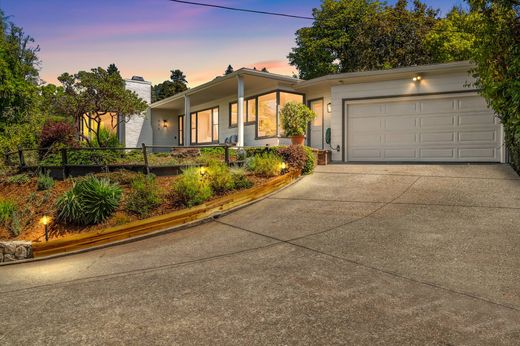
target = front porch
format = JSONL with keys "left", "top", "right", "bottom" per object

{"left": 149, "top": 68, "right": 304, "bottom": 151}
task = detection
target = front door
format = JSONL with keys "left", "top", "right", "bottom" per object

{"left": 308, "top": 99, "right": 324, "bottom": 149}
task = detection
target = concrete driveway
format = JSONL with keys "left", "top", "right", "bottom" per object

{"left": 1, "top": 164, "right": 519, "bottom": 345}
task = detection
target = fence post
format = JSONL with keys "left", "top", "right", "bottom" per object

{"left": 17, "top": 145, "right": 26, "bottom": 169}
{"left": 142, "top": 143, "right": 150, "bottom": 175}
{"left": 224, "top": 145, "right": 230, "bottom": 165}
{"left": 61, "top": 148, "right": 68, "bottom": 179}
{"left": 3, "top": 150, "right": 10, "bottom": 167}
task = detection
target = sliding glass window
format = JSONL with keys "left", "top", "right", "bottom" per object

{"left": 229, "top": 99, "right": 255, "bottom": 127}
{"left": 190, "top": 107, "right": 219, "bottom": 144}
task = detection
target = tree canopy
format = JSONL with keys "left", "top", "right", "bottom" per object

{"left": 288, "top": 0, "right": 474, "bottom": 79}
{"left": 0, "top": 8, "right": 41, "bottom": 125}
{"left": 55, "top": 66, "right": 148, "bottom": 147}
{"left": 468, "top": 0, "right": 520, "bottom": 170}
{"left": 224, "top": 64, "right": 234, "bottom": 75}
{"left": 151, "top": 68, "right": 188, "bottom": 103}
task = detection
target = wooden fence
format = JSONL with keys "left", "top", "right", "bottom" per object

{"left": 3, "top": 144, "right": 235, "bottom": 179}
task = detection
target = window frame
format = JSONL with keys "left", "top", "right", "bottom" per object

{"left": 178, "top": 114, "right": 184, "bottom": 146}
{"left": 229, "top": 97, "right": 256, "bottom": 128}
{"left": 254, "top": 90, "right": 306, "bottom": 140}
{"left": 190, "top": 106, "right": 220, "bottom": 145}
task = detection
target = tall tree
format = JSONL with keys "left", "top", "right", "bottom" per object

{"left": 424, "top": 7, "right": 477, "bottom": 62}
{"left": 107, "top": 63, "right": 121, "bottom": 77}
{"left": 261, "top": 67, "right": 269, "bottom": 72}
{"left": 468, "top": 0, "right": 520, "bottom": 170}
{"left": 152, "top": 68, "right": 188, "bottom": 103}
{"left": 0, "top": 8, "right": 41, "bottom": 124}
{"left": 288, "top": 0, "right": 440, "bottom": 79}
{"left": 55, "top": 67, "right": 148, "bottom": 147}
{"left": 224, "top": 64, "right": 234, "bottom": 75}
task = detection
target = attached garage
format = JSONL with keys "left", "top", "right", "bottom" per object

{"left": 345, "top": 92, "right": 503, "bottom": 162}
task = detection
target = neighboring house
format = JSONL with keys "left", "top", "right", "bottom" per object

{"left": 122, "top": 61, "right": 506, "bottom": 163}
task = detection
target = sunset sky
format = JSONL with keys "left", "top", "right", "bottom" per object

{"left": 1, "top": 0, "right": 464, "bottom": 86}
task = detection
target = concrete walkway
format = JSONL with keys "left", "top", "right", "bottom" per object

{"left": 1, "top": 164, "right": 519, "bottom": 345}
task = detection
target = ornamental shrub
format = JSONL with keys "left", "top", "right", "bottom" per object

{"left": 246, "top": 152, "right": 283, "bottom": 177}
{"left": 6, "top": 173, "right": 31, "bottom": 185}
{"left": 302, "top": 146, "right": 316, "bottom": 175}
{"left": 125, "top": 174, "right": 162, "bottom": 218}
{"left": 206, "top": 162, "right": 235, "bottom": 194}
{"left": 280, "top": 102, "right": 316, "bottom": 137}
{"left": 39, "top": 120, "right": 78, "bottom": 150}
{"left": 276, "top": 145, "right": 307, "bottom": 173}
{"left": 56, "top": 176, "right": 122, "bottom": 225}
{"left": 0, "top": 199, "right": 16, "bottom": 226}
{"left": 230, "top": 168, "right": 253, "bottom": 189}
{"left": 172, "top": 167, "right": 213, "bottom": 207}
{"left": 36, "top": 172, "right": 54, "bottom": 190}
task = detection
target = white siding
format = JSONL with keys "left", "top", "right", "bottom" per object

{"left": 124, "top": 80, "right": 152, "bottom": 148}
{"left": 330, "top": 70, "right": 482, "bottom": 161}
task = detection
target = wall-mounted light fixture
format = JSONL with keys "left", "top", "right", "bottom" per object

{"left": 327, "top": 103, "right": 332, "bottom": 113}
{"left": 412, "top": 75, "right": 422, "bottom": 82}
{"left": 162, "top": 120, "right": 168, "bottom": 128}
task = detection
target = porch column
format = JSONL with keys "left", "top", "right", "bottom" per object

{"left": 184, "top": 95, "right": 190, "bottom": 146}
{"left": 237, "top": 75, "right": 245, "bottom": 147}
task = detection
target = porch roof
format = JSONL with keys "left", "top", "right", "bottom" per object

{"left": 150, "top": 68, "right": 300, "bottom": 110}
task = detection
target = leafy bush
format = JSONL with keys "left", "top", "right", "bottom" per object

{"left": 0, "top": 199, "right": 16, "bottom": 226}
{"left": 37, "top": 172, "right": 54, "bottom": 190}
{"left": 230, "top": 168, "right": 253, "bottom": 189}
{"left": 302, "top": 146, "right": 316, "bottom": 175}
{"left": 92, "top": 127, "right": 121, "bottom": 148}
{"left": 0, "top": 199, "right": 19, "bottom": 236}
{"left": 280, "top": 102, "right": 316, "bottom": 136}
{"left": 125, "top": 174, "right": 162, "bottom": 218}
{"left": 56, "top": 176, "right": 122, "bottom": 225}
{"left": 6, "top": 173, "right": 31, "bottom": 185}
{"left": 39, "top": 120, "right": 78, "bottom": 150}
{"left": 40, "top": 147, "right": 122, "bottom": 166}
{"left": 172, "top": 167, "right": 213, "bottom": 207}
{"left": 276, "top": 145, "right": 307, "bottom": 173}
{"left": 206, "top": 162, "right": 235, "bottom": 194}
{"left": 275, "top": 145, "right": 316, "bottom": 175}
{"left": 246, "top": 152, "right": 282, "bottom": 177}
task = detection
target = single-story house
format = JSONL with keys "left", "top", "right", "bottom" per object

{"left": 122, "top": 61, "right": 506, "bottom": 163}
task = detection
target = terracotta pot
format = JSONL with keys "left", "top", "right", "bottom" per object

{"left": 290, "top": 135, "right": 305, "bottom": 145}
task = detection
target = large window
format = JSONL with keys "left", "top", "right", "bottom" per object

{"left": 229, "top": 98, "right": 256, "bottom": 127}
{"left": 178, "top": 115, "right": 184, "bottom": 145}
{"left": 190, "top": 107, "right": 219, "bottom": 144}
{"left": 257, "top": 92, "right": 277, "bottom": 138}
{"left": 278, "top": 92, "right": 304, "bottom": 136}
{"left": 81, "top": 112, "right": 120, "bottom": 142}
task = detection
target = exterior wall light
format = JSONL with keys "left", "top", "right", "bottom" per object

{"left": 327, "top": 103, "right": 332, "bottom": 113}
{"left": 40, "top": 215, "right": 51, "bottom": 242}
{"left": 163, "top": 120, "right": 168, "bottom": 128}
{"left": 412, "top": 75, "right": 422, "bottom": 82}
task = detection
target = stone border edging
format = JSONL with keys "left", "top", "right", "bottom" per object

{"left": 24, "top": 171, "right": 300, "bottom": 260}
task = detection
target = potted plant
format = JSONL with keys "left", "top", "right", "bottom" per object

{"left": 280, "top": 102, "right": 317, "bottom": 145}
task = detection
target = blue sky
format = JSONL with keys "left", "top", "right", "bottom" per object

{"left": 0, "top": 0, "right": 467, "bottom": 85}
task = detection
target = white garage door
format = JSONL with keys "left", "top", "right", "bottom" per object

{"left": 346, "top": 93, "right": 503, "bottom": 162}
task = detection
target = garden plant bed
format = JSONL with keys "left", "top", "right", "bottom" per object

{"left": 31, "top": 171, "right": 299, "bottom": 258}
{"left": 0, "top": 171, "right": 278, "bottom": 243}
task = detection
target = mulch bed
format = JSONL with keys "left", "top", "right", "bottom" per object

{"left": 0, "top": 172, "right": 271, "bottom": 243}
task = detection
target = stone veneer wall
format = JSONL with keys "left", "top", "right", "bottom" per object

{"left": 0, "top": 241, "right": 33, "bottom": 263}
